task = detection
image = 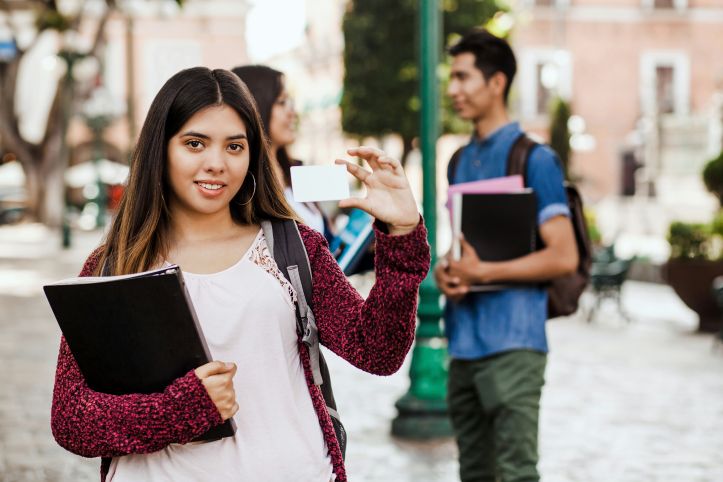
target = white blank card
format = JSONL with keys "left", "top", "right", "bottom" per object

{"left": 290, "top": 165, "right": 350, "bottom": 202}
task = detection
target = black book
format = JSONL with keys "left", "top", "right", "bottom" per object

{"left": 452, "top": 190, "right": 537, "bottom": 291}
{"left": 43, "top": 265, "right": 236, "bottom": 442}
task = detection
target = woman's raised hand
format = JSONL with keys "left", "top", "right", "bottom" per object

{"left": 195, "top": 361, "right": 239, "bottom": 421}
{"left": 336, "top": 147, "right": 420, "bottom": 236}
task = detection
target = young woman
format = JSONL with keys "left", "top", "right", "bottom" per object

{"left": 50, "top": 67, "right": 430, "bottom": 482}
{"left": 231, "top": 65, "right": 333, "bottom": 241}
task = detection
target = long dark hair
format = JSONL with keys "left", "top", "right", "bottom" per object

{"left": 97, "top": 67, "right": 297, "bottom": 275}
{"left": 231, "top": 65, "right": 295, "bottom": 187}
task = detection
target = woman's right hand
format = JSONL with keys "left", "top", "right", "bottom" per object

{"left": 194, "top": 361, "right": 238, "bottom": 421}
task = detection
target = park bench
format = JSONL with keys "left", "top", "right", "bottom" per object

{"left": 585, "top": 244, "right": 633, "bottom": 323}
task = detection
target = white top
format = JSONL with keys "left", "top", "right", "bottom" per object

{"left": 107, "top": 230, "right": 334, "bottom": 482}
{"left": 284, "top": 187, "right": 326, "bottom": 235}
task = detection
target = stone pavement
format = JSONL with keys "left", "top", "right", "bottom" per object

{"left": 1, "top": 223, "right": 722, "bottom": 482}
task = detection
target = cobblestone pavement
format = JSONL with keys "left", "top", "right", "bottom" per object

{"left": 1, "top": 224, "right": 722, "bottom": 482}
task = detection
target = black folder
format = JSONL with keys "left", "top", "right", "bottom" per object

{"left": 43, "top": 265, "right": 236, "bottom": 442}
{"left": 452, "top": 190, "right": 537, "bottom": 291}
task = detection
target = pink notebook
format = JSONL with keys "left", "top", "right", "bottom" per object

{"left": 447, "top": 175, "right": 525, "bottom": 218}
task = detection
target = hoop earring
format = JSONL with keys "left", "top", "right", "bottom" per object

{"left": 237, "top": 173, "right": 256, "bottom": 206}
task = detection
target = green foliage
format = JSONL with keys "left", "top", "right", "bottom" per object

{"left": 443, "top": 0, "right": 506, "bottom": 38}
{"left": 711, "top": 210, "right": 723, "bottom": 237}
{"left": 703, "top": 150, "right": 723, "bottom": 206}
{"left": 35, "top": 9, "right": 72, "bottom": 32}
{"left": 667, "top": 154, "right": 723, "bottom": 261}
{"left": 341, "top": 0, "right": 503, "bottom": 152}
{"left": 549, "top": 97, "right": 571, "bottom": 179}
{"left": 668, "top": 222, "right": 712, "bottom": 260}
{"left": 584, "top": 208, "right": 602, "bottom": 246}
{"left": 341, "top": 0, "right": 418, "bottom": 143}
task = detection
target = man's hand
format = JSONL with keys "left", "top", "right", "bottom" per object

{"left": 447, "top": 236, "right": 495, "bottom": 285}
{"left": 434, "top": 257, "right": 469, "bottom": 303}
{"left": 445, "top": 215, "right": 579, "bottom": 285}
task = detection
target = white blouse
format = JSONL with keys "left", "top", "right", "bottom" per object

{"left": 284, "top": 187, "right": 326, "bottom": 235}
{"left": 107, "top": 230, "right": 334, "bottom": 482}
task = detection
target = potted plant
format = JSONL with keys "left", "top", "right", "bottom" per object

{"left": 665, "top": 151, "right": 723, "bottom": 332}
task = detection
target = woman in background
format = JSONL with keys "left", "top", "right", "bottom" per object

{"left": 231, "top": 65, "right": 333, "bottom": 242}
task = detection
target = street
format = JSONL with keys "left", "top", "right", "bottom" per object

{"left": 1, "top": 224, "right": 722, "bottom": 482}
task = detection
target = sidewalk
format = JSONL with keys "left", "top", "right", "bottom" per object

{"left": 1, "top": 223, "right": 722, "bottom": 481}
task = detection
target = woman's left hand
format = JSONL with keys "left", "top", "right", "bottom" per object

{"left": 336, "top": 146, "right": 420, "bottom": 236}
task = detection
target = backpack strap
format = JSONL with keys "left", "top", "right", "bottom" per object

{"left": 261, "top": 219, "right": 323, "bottom": 385}
{"left": 506, "top": 133, "right": 537, "bottom": 182}
{"left": 447, "top": 146, "right": 465, "bottom": 184}
{"left": 507, "top": 133, "right": 542, "bottom": 253}
{"left": 261, "top": 219, "right": 347, "bottom": 458}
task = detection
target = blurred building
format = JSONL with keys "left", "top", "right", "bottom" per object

{"left": 512, "top": 0, "right": 723, "bottom": 225}
{"left": 260, "top": 0, "right": 349, "bottom": 167}
{"left": 90, "top": 0, "right": 251, "bottom": 156}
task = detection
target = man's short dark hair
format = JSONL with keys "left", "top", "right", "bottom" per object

{"left": 449, "top": 29, "right": 517, "bottom": 104}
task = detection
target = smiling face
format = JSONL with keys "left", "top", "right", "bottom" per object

{"left": 447, "top": 52, "right": 505, "bottom": 122}
{"left": 166, "top": 104, "right": 250, "bottom": 219}
{"left": 268, "top": 86, "right": 297, "bottom": 149}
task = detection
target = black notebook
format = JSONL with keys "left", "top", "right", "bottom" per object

{"left": 452, "top": 190, "right": 537, "bottom": 291}
{"left": 43, "top": 265, "right": 236, "bottom": 442}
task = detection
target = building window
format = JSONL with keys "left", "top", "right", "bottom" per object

{"left": 654, "top": 0, "right": 674, "bottom": 8}
{"left": 655, "top": 66, "right": 675, "bottom": 114}
{"left": 640, "top": 51, "right": 690, "bottom": 116}
{"left": 536, "top": 63, "right": 554, "bottom": 115}
{"left": 642, "top": 0, "right": 687, "bottom": 10}
{"left": 520, "top": 49, "right": 572, "bottom": 120}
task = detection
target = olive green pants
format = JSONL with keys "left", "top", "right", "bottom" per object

{"left": 448, "top": 350, "right": 546, "bottom": 482}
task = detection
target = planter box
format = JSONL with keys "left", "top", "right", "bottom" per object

{"left": 664, "top": 259, "right": 723, "bottom": 333}
{"left": 627, "top": 260, "right": 665, "bottom": 284}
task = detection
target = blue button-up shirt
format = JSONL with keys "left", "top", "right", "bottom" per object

{"left": 444, "top": 122, "right": 570, "bottom": 360}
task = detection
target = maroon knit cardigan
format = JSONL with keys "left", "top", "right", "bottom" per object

{"left": 51, "top": 221, "right": 430, "bottom": 481}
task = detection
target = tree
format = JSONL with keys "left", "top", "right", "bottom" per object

{"left": 341, "top": 0, "right": 417, "bottom": 163}
{"left": 443, "top": 0, "right": 505, "bottom": 38}
{"left": 0, "top": 0, "right": 116, "bottom": 226}
{"left": 341, "top": 0, "right": 503, "bottom": 164}
{"left": 0, "top": 0, "right": 181, "bottom": 226}
{"left": 549, "top": 97, "right": 571, "bottom": 179}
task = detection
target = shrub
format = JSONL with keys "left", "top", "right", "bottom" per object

{"left": 703, "top": 151, "right": 723, "bottom": 206}
{"left": 668, "top": 222, "right": 711, "bottom": 260}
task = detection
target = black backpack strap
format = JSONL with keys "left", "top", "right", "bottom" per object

{"left": 506, "top": 133, "right": 537, "bottom": 182}
{"left": 507, "top": 134, "right": 541, "bottom": 252}
{"left": 447, "top": 146, "right": 465, "bottom": 184}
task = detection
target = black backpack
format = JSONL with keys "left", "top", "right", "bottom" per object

{"left": 260, "top": 219, "right": 347, "bottom": 457}
{"left": 448, "top": 134, "right": 592, "bottom": 318}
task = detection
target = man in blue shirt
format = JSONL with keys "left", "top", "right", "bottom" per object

{"left": 434, "top": 30, "right": 579, "bottom": 482}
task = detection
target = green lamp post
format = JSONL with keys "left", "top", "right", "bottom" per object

{"left": 391, "top": 0, "right": 452, "bottom": 439}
